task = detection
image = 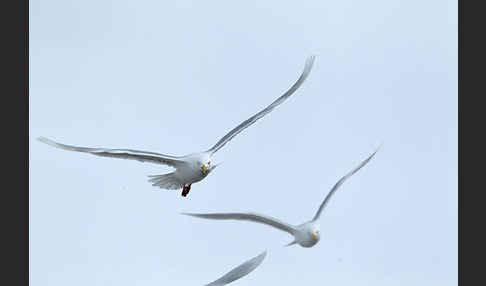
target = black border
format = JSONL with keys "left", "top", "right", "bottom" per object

{"left": 459, "top": 0, "right": 481, "bottom": 285}
{"left": 458, "top": 0, "right": 461, "bottom": 282}
{"left": 3, "top": 0, "right": 28, "bottom": 284}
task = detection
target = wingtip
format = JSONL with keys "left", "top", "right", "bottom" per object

{"left": 356, "top": 145, "right": 381, "bottom": 172}
{"left": 377, "top": 141, "right": 384, "bottom": 150}
{"left": 305, "top": 55, "right": 316, "bottom": 67}
{"left": 37, "top": 136, "right": 54, "bottom": 145}
{"left": 180, "top": 212, "right": 196, "bottom": 217}
{"left": 255, "top": 250, "right": 268, "bottom": 261}
{"left": 373, "top": 142, "right": 383, "bottom": 155}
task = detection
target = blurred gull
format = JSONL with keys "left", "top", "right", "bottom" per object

{"left": 183, "top": 147, "right": 379, "bottom": 247}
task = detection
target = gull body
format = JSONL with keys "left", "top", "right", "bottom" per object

{"left": 293, "top": 221, "right": 321, "bottom": 248}
{"left": 162, "top": 152, "right": 214, "bottom": 188}
{"left": 204, "top": 251, "right": 266, "bottom": 286}
{"left": 38, "top": 56, "right": 316, "bottom": 197}
{"left": 183, "top": 148, "right": 379, "bottom": 247}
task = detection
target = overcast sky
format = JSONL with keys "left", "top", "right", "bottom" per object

{"left": 30, "top": 0, "right": 457, "bottom": 285}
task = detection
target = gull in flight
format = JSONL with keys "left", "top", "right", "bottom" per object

{"left": 204, "top": 251, "right": 266, "bottom": 286}
{"left": 183, "top": 148, "right": 379, "bottom": 247}
{"left": 38, "top": 56, "right": 316, "bottom": 197}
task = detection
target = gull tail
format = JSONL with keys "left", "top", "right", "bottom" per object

{"left": 147, "top": 173, "right": 181, "bottom": 190}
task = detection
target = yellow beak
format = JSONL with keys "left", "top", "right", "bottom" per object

{"left": 201, "top": 165, "right": 207, "bottom": 173}
{"left": 311, "top": 233, "right": 318, "bottom": 240}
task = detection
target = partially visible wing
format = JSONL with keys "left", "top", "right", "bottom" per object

{"left": 37, "top": 137, "right": 185, "bottom": 167}
{"left": 182, "top": 212, "right": 297, "bottom": 235}
{"left": 312, "top": 146, "right": 380, "bottom": 221}
{"left": 206, "top": 55, "right": 316, "bottom": 155}
{"left": 204, "top": 251, "right": 267, "bottom": 286}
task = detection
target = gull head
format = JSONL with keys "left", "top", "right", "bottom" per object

{"left": 196, "top": 153, "right": 213, "bottom": 175}
{"left": 201, "top": 163, "right": 208, "bottom": 174}
{"left": 295, "top": 222, "right": 321, "bottom": 248}
{"left": 200, "top": 160, "right": 220, "bottom": 176}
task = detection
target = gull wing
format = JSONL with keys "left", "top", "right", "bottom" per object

{"left": 204, "top": 251, "right": 267, "bottom": 286}
{"left": 206, "top": 55, "right": 316, "bottom": 155}
{"left": 312, "top": 147, "right": 380, "bottom": 221}
{"left": 38, "top": 137, "right": 185, "bottom": 167}
{"left": 182, "top": 212, "right": 297, "bottom": 235}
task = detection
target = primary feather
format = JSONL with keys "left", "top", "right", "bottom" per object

{"left": 207, "top": 55, "right": 316, "bottom": 155}
{"left": 37, "top": 136, "right": 184, "bottom": 167}
{"left": 204, "top": 251, "right": 267, "bottom": 286}
{"left": 182, "top": 212, "right": 296, "bottom": 235}
{"left": 312, "top": 146, "right": 380, "bottom": 221}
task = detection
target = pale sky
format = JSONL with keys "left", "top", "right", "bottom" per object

{"left": 30, "top": 0, "right": 457, "bottom": 285}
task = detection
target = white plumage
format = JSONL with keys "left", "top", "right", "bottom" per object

{"left": 184, "top": 147, "right": 379, "bottom": 247}
{"left": 38, "top": 56, "right": 316, "bottom": 197}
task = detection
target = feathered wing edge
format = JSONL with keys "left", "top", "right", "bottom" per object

{"left": 37, "top": 136, "right": 185, "bottom": 167}
{"left": 182, "top": 212, "right": 297, "bottom": 235}
{"left": 206, "top": 55, "right": 316, "bottom": 155}
{"left": 204, "top": 251, "right": 267, "bottom": 286}
{"left": 312, "top": 146, "right": 381, "bottom": 221}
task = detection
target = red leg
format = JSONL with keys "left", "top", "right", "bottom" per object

{"left": 181, "top": 184, "right": 191, "bottom": 197}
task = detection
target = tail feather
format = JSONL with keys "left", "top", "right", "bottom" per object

{"left": 147, "top": 173, "right": 182, "bottom": 190}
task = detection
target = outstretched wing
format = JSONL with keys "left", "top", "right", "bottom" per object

{"left": 206, "top": 55, "right": 316, "bottom": 155}
{"left": 312, "top": 147, "right": 380, "bottom": 221}
{"left": 204, "top": 251, "right": 267, "bottom": 286}
{"left": 38, "top": 137, "right": 185, "bottom": 167}
{"left": 182, "top": 212, "right": 296, "bottom": 235}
